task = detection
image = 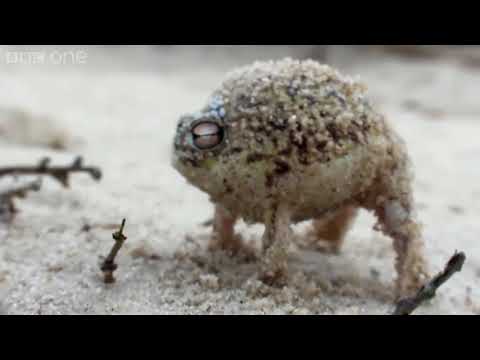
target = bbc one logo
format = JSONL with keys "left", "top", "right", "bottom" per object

{"left": 0, "top": 49, "right": 88, "bottom": 65}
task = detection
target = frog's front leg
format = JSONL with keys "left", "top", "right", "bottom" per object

{"left": 209, "top": 204, "right": 239, "bottom": 252}
{"left": 209, "top": 204, "right": 255, "bottom": 260}
{"left": 259, "top": 203, "right": 292, "bottom": 286}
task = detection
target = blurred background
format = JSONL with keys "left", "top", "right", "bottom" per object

{"left": 3, "top": 45, "right": 480, "bottom": 117}
{"left": 2, "top": 45, "right": 480, "bottom": 157}
{"left": 0, "top": 45, "right": 479, "bottom": 314}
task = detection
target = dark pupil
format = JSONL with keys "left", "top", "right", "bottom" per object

{"left": 192, "top": 122, "right": 223, "bottom": 150}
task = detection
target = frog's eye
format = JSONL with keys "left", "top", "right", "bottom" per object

{"left": 191, "top": 121, "right": 224, "bottom": 150}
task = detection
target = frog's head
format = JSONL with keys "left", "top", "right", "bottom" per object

{"left": 171, "top": 95, "right": 230, "bottom": 191}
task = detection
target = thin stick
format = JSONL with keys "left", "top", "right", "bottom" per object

{"left": 0, "top": 156, "right": 102, "bottom": 188}
{"left": 392, "top": 251, "right": 466, "bottom": 315}
{"left": 100, "top": 219, "right": 128, "bottom": 284}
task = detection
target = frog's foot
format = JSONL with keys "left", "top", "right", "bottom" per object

{"left": 258, "top": 243, "right": 289, "bottom": 287}
{"left": 208, "top": 234, "right": 257, "bottom": 262}
{"left": 298, "top": 234, "right": 342, "bottom": 255}
{"left": 258, "top": 268, "right": 289, "bottom": 288}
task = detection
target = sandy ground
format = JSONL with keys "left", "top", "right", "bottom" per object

{"left": 0, "top": 46, "right": 479, "bottom": 315}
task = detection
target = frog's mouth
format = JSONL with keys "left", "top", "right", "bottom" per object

{"left": 171, "top": 146, "right": 199, "bottom": 170}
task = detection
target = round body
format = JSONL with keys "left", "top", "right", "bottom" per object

{"left": 172, "top": 59, "right": 393, "bottom": 224}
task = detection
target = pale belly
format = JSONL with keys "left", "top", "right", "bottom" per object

{"left": 214, "top": 137, "right": 388, "bottom": 224}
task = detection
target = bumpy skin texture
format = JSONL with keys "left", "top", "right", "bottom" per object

{"left": 172, "top": 58, "right": 428, "bottom": 298}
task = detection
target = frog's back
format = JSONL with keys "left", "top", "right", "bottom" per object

{"left": 208, "top": 58, "right": 387, "bottom": 166}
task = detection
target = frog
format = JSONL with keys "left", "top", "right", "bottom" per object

{"left": 171, "top": 58, "right": 428, "bottom": 298}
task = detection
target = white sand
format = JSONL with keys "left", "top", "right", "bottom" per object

{"left": 0, "top": 46, "right": 478, "bottom": 315}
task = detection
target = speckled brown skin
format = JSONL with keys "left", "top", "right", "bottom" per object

{"left": 172, "top": 58, "right": 429, "bottom": 298}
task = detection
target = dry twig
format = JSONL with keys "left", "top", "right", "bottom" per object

{"left": 0, "top": 156, "right": 102, "bottom": 222}
{"left": 100, "top": 219, "right": 128, "bottom": 284}
{"left": 201, "top": 218, "right": 214, "bottom": 227}
{"left": 0, "top": 156, "right": 102, "bottom": 187}
{"left": 392, "top": 251, "right": 466, "bottom": 315}
{"left": 0, "top": 179, "right": 42, "bottom": 221}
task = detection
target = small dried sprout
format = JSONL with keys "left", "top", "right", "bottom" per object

{"left": 100, "top": 219, "right": 128, "bottom": 284}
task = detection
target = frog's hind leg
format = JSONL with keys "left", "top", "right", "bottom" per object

{"left": 370, "top": 195, "right": 428, "bottom": 299}
{"left": 304, "top": 206, "right": 358, "bottom": 254}
{"left": 364, "top": 137, "right": 429, "bottom": 299}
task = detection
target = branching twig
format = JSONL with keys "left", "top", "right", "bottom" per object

{"left": 0, "top": 179, "right": 42, "bottom": 221}
{"left": 392, "top": 251, "right": 466, "bottom": 315}
{"left": 0, "top": 156, "right": 102, "bottom": 188}
{"left": 100, "top": 219, "right": 128, "bottom": 284}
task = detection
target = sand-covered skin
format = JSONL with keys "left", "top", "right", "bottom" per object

{"left": 172, "top": 58, "right": 428, "bottom": 295}
{"left": 0, "top": 46, "right": 478, "bottom": 315}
